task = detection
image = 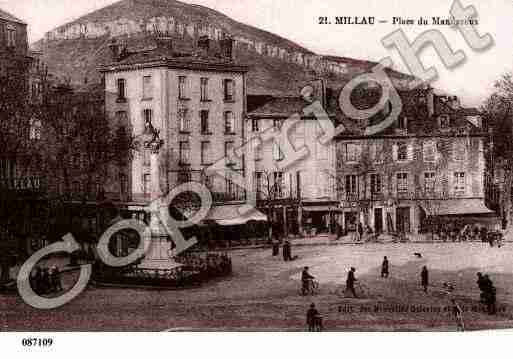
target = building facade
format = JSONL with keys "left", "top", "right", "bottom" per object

{"left": 246, "top": 93, "right": 337, "bottom": 237}
{"left": 101, "top": 37, "right": 248, "bottom": 206}
{"left": 336, "top": 88, "right": 495, "bottom": 235}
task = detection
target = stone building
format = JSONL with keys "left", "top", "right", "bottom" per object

{"left": 100, "top": 36, "right": 267, "bottom": 257}
{"left": 335, "top": 87, "right": 496, "bottom": 236}
{"left": 246, "top": 84, "right": 338, "bottom": 237}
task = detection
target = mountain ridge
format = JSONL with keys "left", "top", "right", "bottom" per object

{"left": 33, "top": 0, "right": 413, "bottom": 95}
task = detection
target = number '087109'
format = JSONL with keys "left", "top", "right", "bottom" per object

{"left": 21, "top": 338, "right": 54, "bottom": 347}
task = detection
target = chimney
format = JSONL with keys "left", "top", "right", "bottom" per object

{"left": 197, "top": 35, "right": 210, "bottom": 56}
{"left": 108, "top": 39, "right": 120, "bottom": 61}
{"left": 426, "top": 87, "right": 434, "bottom": 117}
{"left": 451, "top": 96, "right": 461, "bottom": 109}
{"left": 220, "top": 36, "right": 234, "bottom": 61}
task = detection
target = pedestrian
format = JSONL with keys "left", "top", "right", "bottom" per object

{"left": 451, "top": 299, "right": 465, "bottom": 331}
{"left": 306, "top": 303, "right": 321, "bottom": 331}
{"left": 476, "top": 272, "right": 486, "bottom": 303}
{"left": 421, "top": 266, "right": 429, "bottom": 293}
{"left": 358, "top": 222, "right": 363, "bottom": 241}
{"left": 346, "top": 267, "right": 358, "bottom": 298}
{"left": 272, "top": 237, "right": 279, "bottom": 256}
{"left": 381, "top": 256, "right": 389, "bottom": 278}
{"left": 282, "top": 240, "right": 289, "bottom": 261}
{"left": 483, "top": 274, "right": 497, "bottom": 315}
{"left": 301, "top": 266, "right": 315, "bottom": 295}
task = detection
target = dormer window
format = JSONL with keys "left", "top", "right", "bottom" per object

{"left": 6, "top": 25, "right": 16, "bottom": 48}
{"left": 439, "top": 115, "right": 450, "bottom": 129}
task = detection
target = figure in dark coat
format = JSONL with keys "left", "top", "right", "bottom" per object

{"left": 346, "top": 267, "right": 357, "bottom": 297}
{"left": 306, "top": 303, "right": 321, "bottom": 331}
{"left": 282, "top": 240, "right": 292, "bottom": 261}
{"left": 381, "top": 256, "right": 389, "bottom": 278}
{"left": 357, "top": 222, "right": 363, "bottom": 241}
{"left": 421, "top": 266, "right": 429, "bottom": 293}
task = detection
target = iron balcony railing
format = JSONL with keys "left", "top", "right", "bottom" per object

{"left": 0, "top": 176, "right": 45, "bottom": 193}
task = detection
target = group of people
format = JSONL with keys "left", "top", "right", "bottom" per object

{"left": 476, "top": 272, "right": 497, "bottom": 314}
{"left": 30, "top": 265, "right": 63, "bottom": 295}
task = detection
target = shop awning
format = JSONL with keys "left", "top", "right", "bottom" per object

{"left": 302, "top": 206, "right": 342, "bottom": 212}
{"left": 420, "top": 199, "right": 496, "bottom": 216}
{"left": 206, "top": 204, "right": 267, "bottom": 226}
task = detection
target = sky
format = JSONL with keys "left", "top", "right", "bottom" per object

{"left": 1, "top": 0, "right": 512, "bottom": 106}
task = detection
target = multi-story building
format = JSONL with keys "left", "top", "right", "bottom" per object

{"left": 336, "top": 87, "right": 497, "bottom": 235}
{"left": 100, "top": 35, "right": 271, "bottom": 250}
{"left": 246, "top": 86, "right": 338, "bottom": 237}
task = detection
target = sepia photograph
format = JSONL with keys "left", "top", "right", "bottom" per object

{"left": 1, "top": 0, "right": 513, "bottom": 348}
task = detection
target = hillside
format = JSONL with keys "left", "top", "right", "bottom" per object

{"left": 33, "top": 0, "right": 413, "bottom": 95}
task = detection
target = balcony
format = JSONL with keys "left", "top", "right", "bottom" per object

{"left": 0, "top": 176, "right": 45, "bottom": 194}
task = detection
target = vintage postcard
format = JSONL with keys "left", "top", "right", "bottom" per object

{"left": 1, "top": 0, "right": 513, "bottom": 343}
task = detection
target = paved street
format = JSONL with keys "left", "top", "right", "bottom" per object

{"left": 2, "top": 242, "right": 513, "bottom": 331}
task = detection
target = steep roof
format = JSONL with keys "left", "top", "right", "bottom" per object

{"left": 0, "top": 8, "right": 25, "bottom": 24}
{"left": 99, "top": 45, "right": 249, "bottom": 73}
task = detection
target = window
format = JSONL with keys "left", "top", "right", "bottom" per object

{"left": 177, "top": 170, "right": 192, "bottom": 184}
{"left": 179, "top": 141, "right": 190, "bottom": 164}
{"left": 397, "top": 142, "right": 408, "bottom": 161}
{"left": 440, "top": 115, "right": 450, "bottom": 128}
{"left": 370, "top": 174, "right": 382, "bottom": 194}
{"left": 178, "top": 108, "right": 190, "bottom": 133}
{"left": 273, "top": 119, "right": 283, "bottom": 130}
{"left": 143, "top": 174, "right": 151, "bottom": 195}
{"left": 345, "top": 175, "right": 357, "bottom": 195}
{"left": 201, "top": 141, "right": 211, "bottom": 165}
{"left": 424, "top": 172, "right": 436, "bottom": 193}
{"left": 6, "top": 25, "right": 15, "bottom": 47}
{"left": 73, "top": 153, "right": 81, "bottom": 169}
{"left": 29, "top": 118, "right": 42, "bottom": 140}
{"left": 453, "top": 140, "right": 466, "bottom": 161}
{"left": 254, "top": 141, "right": 263, "bottom": 161}
{"left": 223, "top": 79, "right": 235, "bottom": 101}
{"left": 143, "top": 109, "right": 152, "bottom": 125}
{"left": 115, "top": 111, "right": 128, "bottom": 124}
{"left": 224, "top": 111, "right": 235, "bottom": 134}
{"left": 142, "top": 75, "right": 153, "bottom": 99}
{"left": 254, "top": 171, "right": 263, "bottom": 199}
{"left": 396, "top": 173, "right": 409, "bottom": 193}
{"left": 423, "top": 141, "right": 436, "bottom": 162}
{"left": 397, "top": 116, "right": 408, "bottom": 130}
{"left": 178, "top": 76, "right": 188, "bottom": 99}
{"left": 200, "top": 110, "right": 210, "bottom": 134}
{"left": 72, "top": 181, "right": 81, "bottom": 194}
{"left": 225, "top": 141, "right": 235, "bottom": 165}
{"left": 251, "top": 118, "right": 260, "bottom": 132}
{"left": 200, "top": 77, "right": 209, "bottom": 101}
{"left": 226, "top": 174, "right": 236, "bottom": 198}
{"left": 370, "top": 141, "right": 384, "bottom": 163}
{"left": 273, "top": 172, "right": 284, "bottom": 198}
{"left": 273, "top": 142, "right": 284, "bottom": 161}
{"left": 117, "top": 78, "right": 126, "bottom": 101}
{"left": 454, "top": 172, "right": 466, "bottom": 194}
{"left": 344, "top": 143, "right": 359, "bottom": 163}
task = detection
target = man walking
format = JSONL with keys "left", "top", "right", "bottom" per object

{"left": 357, "top": 222, "right": 364, "bottom": 241}
{"left": 381, "top": 256, "right": 389, "bottom": 278}
{"left": 346, "top": 267, "right": 358, "bottom": 298}
{"left": 306, "top": 303, "right": 322, "bottom": 331}
{"left": 451, "top": 299, "right": 465, "bottom": 331}
{"left": 421, "top": 266, "right": 429, "bottom": 293}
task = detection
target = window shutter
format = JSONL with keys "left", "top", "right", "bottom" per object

{"left": 392, "top": 144, "right": 398, "bottom": 161}
{"left": 356, "top": 144, "right": 362, "bottom": 162}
